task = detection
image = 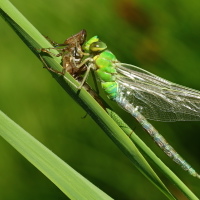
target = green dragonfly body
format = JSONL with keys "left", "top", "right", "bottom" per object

{"left": 81, "top": 34, "right": 200, "bottom": 179}
{"left": 42, "top": 30, "right": 200, "bottom": 179}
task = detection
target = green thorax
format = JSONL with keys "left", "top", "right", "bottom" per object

{"left": 82, "top": 36, "right": 118, "bottom": 99}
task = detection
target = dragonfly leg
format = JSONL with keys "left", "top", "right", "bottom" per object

{"left": 44, "top": 36, "right": 61, "bottom": 46}
{"left": 38, "top": 54, "right": 63, "bottom": 75}
{"left": 40, "top": 48, "right": 63, "bottom": 57}
{"left": 39, "top": 54, "right": 85, "bottom": 90}
{"left": 44, "top": 35, "right": 71, "bottom": 49}
{"left": 39, "top": 54, "right": 95, "bottom": 92}
{"left": 77, "top": 63, "right": 93, "bottom": 90}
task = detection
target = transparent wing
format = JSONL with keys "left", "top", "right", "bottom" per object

{"left": 115, "top": 62, "right": 200, "bottom": 121}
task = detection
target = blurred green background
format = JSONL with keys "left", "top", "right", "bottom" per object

{"left": 1, "top": 0, "right": 200, "bottom": 199}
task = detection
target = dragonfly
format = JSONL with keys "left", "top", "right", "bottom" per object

{"left": 41, "top": 30, "right": 200, "bottom": 179}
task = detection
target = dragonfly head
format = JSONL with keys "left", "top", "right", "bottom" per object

{"left": 83, "top": 36, "right": 107, "bottom": 53}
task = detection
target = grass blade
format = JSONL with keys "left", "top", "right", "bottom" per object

{"left": 0, "top": 110, "right": 113, "bottom": 200}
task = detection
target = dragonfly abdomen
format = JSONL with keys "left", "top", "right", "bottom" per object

{"left": 116, "top": 97, "right": 200, "bottom": 178}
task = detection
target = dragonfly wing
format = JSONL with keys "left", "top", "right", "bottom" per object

{"left": 115, "top": 63, "right": 200, "bottom": 121}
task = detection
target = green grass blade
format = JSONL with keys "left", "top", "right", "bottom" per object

{"left": 0, "top": 110, "right": 113, "bottom": 200}
{"left": 107, "top": 109, "right": 199, "bottom": 200}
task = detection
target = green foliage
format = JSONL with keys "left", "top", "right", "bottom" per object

{"left": 0, "top": 0, "right": 200, "bottom": 199}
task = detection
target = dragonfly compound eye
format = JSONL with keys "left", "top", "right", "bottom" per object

{"left": 89, "top": 41, "right": 107, "bottom": 52}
